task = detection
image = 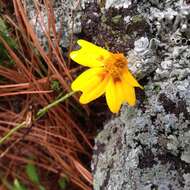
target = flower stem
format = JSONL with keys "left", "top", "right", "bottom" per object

{"left": 0, "top": 121, "right": 26, "bottom": 145}
{"left": 0, "top": 91, "right": 76, "bottom": 145}
{"left": 36, "top": 91, "right": 76, "bottom": 118}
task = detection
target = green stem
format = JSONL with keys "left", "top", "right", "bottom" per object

{"left": 0, "top": 91, "right": 76, "bottom": 145}
{"left": 0, "top": 122, "right": 26, "bottom": 145}
{"left": 36, "top": 91, "right": 76, "bottom": 118}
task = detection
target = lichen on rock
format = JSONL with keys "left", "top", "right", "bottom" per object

{"left": 21, "top": 0, "right": 92, "bottom": 47}
{"left": 91, "top": 0, "right": 190, "bottom": 189}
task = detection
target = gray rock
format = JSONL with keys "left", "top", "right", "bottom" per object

{"left": 92, "top": 0, "right": 190, "bottom": 189}
{"left": 22, "top": 0, "right": 93, "bottom": 47}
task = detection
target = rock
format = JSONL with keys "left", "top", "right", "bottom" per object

{"left": 21, "top": 0, "right": 93, "bottom": 47}
{"left": 81, "top": 1, "right": 151, "bottom": 65}
{"left": 92, "top": 0, "right": 190, "bottom": 189}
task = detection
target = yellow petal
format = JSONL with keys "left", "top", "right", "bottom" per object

{"left": 70, "top": 40, "right": 110, "bottom": 67}
{"left": 121, "top": 79, "right": 136, "bottom": 106}
{"left": 123, "top": 69, "right": 143, "bottom": 89}
{"left": 78, "top": 40, "right": 110, "bottom": 56}
{"left": 79, "top": 74, "right": 109, "bottom": 104}
{"left": 71, "top": 68, "right": 105, "bottom": 92}
{"left": 105, "top": 78, "right": 124, "bottom": 113}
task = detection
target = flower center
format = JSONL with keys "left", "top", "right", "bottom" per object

{"left": 104, "top": 53, "right": 128, "bottom": 80}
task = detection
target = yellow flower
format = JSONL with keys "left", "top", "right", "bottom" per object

{"left": 70, "top": 39, "right": 143, "bottom": 113}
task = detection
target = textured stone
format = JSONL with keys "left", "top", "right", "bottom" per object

{"left": 22, "top": 0, "right": 93, "bottom": 47}
{"left": 92, "top": 0, "right": 190, "bottom": 189}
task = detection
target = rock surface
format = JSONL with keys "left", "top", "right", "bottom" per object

{"left": 91, "top": 0, "right": 190, "bottom": 190}
{"left": 22, "top": 0, "right": 93, "bottom": 47}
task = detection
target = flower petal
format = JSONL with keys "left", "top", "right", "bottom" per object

{"left": 71, "top": 68, "right": 105, "bottom": 92}
{"left": 105, "top": 78, "right": 124, "bottom": 113}
{"left": 121, "top": 79, "right": 136, "bottom": 106}
{"left": 123, "top": 69, "right": 143, "bottom": 89}
{"left": 79, "top": 74, "right": 109, "bottom": 104}
{"left": 70, "top": 40, "right": 110, "bottom": 67}
{"left": 78, "top": 40, "right": 110, "bottom": 56}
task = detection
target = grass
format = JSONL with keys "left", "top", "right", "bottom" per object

{"left": 0, "top": 0, "right": 93, "bottom": 189}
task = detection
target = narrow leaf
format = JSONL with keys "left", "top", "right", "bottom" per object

{"left": 13, "top": 179, "right": 27, "bottom": 190}
{"left": 26, "top": 163, "right": 40, "bottom": 184}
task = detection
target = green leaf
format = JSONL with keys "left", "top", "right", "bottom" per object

{"left": 51, "top": 80, "right": 61, "bottom": 92}
{"left": 0, "top": 17, "right": 7, "bottom": 33}
{"left": 0, "top": 17, "right": 17, "bottom": 67}
{"left": 58, "top": 177, "right": 69, "bottom": 190}
{"left": 0, "top": 17, "right": 17, "bottom": 49}
{"left": 13, "top": 179, "right": 27, "bottom": 190}
{"left": 26, "top": 163, "right": 40, "bottom": 184}
{"left": 38, "top": 185, "right": 46, "bottom": 190}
